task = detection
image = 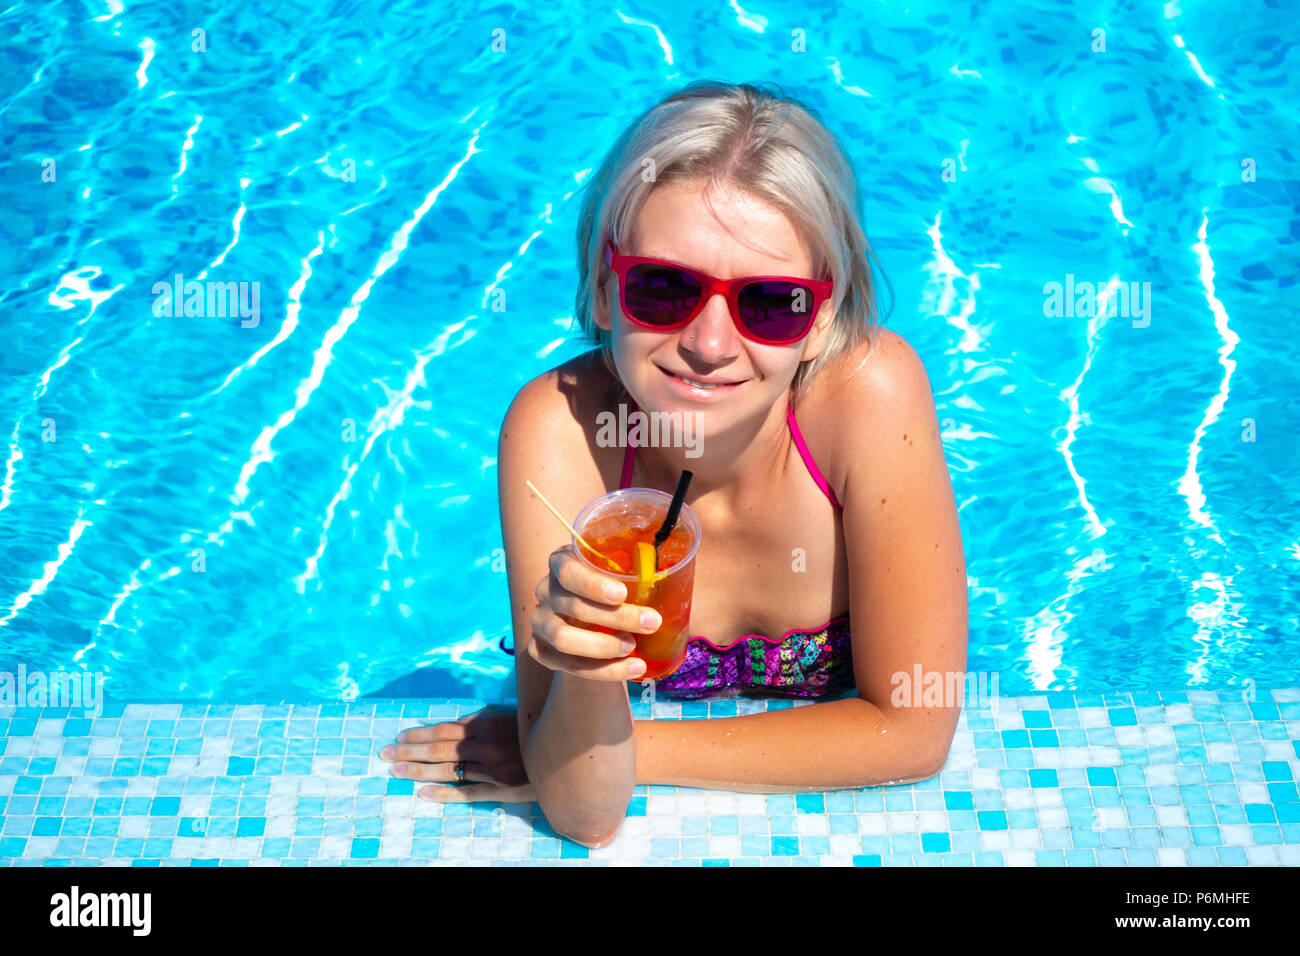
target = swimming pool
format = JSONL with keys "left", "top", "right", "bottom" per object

{"left": 1, "top": 0, "right": 1297, "bottom": 710}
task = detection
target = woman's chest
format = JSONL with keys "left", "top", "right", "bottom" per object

{"left": 683, "top": 466, "right": 850, "bottom": 649}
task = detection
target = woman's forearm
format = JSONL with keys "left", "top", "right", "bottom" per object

{"left": 633, "top": 695, "right": 956, "bottom": 793}
{"left": 522, "top": 671, "right": 638, "bottom": 846}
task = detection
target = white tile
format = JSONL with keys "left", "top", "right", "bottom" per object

{"left": 1154, "top": 805, "right": 1186, "bottom": 827}
{"left": 1206, "top": 742, "right": 1238, "bottom": 762}
{"left": 858, "top": 814, "right": 888, "bottom": 835}
{"left": 709, "top": 836, "right": 741, "bottom": 857}
{"left": 1145, "top": 765, "right": 1177, "bottom": 785}
{"left": 1156, "top": 847, "right": 1187, "bottom": 866}
{"left": 795, "top": 814, "right": 829, "bottom": 835}
{"left": 829, "top": 834, "right": 860, "bottom": 855}
{"left": 1238, "top": 783, "right": 1270, "bottom": 802}
{"left": 54, "top": 757, "right": 86, "bottom": 776}
{"left": 1004, "top": 790, "right": 1034, "bottom": 810}
{"left": 1096, "top": 807, "right": 1127, "bottom": 828}
{"left": 264, "top": 817, "right": 295, "bottom": 838}
{"left": 1037, "top": 807, "right": 1068, "bottom": 827}
{"left": 736, "top": 794, "right": 766, "bottom": 814}
{"left": 1089, "top": 747, "right": 1122, "bottom": 765}
{"left": 981, "top": 831, "right": 1011, "bottom": 850}
{"left": 707, "top": 793, "right": 738, "bottom": 814}
{"left": 917, "top": 810, "right": 949, "bottom": 831}
{"left": 1142, "top": 725, "right": 1175, "bottom": 746}
{"left": 1113, "top": 726, "right": 1144, "bottom": 746}
{"left": 170, "top": 837, "right": 203, "bottom": 859}
{"left": 649, "top": 816, "right": 678, "bottom": 836}
{"left": 1032, "top": 789, "right": 1064, "bottom": 808}
{"left": 677, "top": 793, "right": 706, "bottom": 815}
{"left": 1076, "top": 708, "right": 1109, "bottom": 727}
{"left": 1218, "top": 825, "right": 1252, "bottom": 846}
{"left": 1010, "top": 830, "right": 1041, "bottom": 849}
{"left": 887, "top": 811, "right": 919, "bottom": 833}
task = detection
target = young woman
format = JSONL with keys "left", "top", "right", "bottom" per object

{"left": 380, "top": 81, "right": 968, "bottom": 848}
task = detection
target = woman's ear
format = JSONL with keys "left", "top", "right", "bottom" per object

{"left": 593, "top": 272, "right": 613, "bottom": 332}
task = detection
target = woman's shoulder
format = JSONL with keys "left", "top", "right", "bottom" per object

{"left": 506, "top": 349, "right": 621, "bottom": 429}
{"left": 799, "top": 327, "right": 938, "bottom": 499}
{"left": 500, "top": 349, "right": 623, "bottom": 489}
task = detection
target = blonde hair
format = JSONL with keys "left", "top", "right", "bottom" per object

{"left": 572, "top": 79, "right": 890, "bottom": 403}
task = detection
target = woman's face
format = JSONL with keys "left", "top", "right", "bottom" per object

{"left": 595, "top": 178, "right": 835, "bottom": 420}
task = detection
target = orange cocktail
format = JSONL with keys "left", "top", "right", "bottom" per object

{"left": 570, "top": 488, "right": 701, "bottom": 681}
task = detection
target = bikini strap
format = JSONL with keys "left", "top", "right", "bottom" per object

{"left": 788, "top": 401, "right": 843, "bottom": 510}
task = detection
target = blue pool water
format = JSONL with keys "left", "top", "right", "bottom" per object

{"left": 0, "top": 1, "right": 1297, "bottom": 704}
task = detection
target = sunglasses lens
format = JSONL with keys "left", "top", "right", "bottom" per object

{"left": 737, "top": 281, "right": 817, "bottom": 342}
{"left": 624, "top": 264, "right": 702, "bottom": 326}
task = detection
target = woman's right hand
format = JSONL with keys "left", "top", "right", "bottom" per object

{"left": 528, "top": 545, "right": 662, "bottom": 681}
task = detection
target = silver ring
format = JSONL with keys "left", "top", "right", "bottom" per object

{"left": 454, "top": 761, "right": 466, "bottom": 783}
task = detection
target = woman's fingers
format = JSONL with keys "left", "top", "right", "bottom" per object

{"left": 382, "top": 738, "right": 477, "bottom": 765}
{"left": 397, "top": 722, "right": 469, "bottom": 744}
{"left": 396, "top": 759, "right": 480, "bottom": 783}
{"left": 527, "top": 630, "right": 646, "bottom": 681}
{"left": 550, "top": 547, "right": 627, "bottom": 606}
{"left": 418, "top": 782, "right": 538, "bottom": 804}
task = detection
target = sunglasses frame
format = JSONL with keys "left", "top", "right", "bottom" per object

{"left": 603, "top": 241, "right": 834, "bottom": 346}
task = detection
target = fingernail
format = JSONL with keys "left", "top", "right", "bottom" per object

{"left": 392, "top": 763, "right": 406, "bottom": 776}
{"left": 381, "top": 746, "right": 394, "bottom": 759}
{"left": 620, "top": 638, "right": 637, "bottom": 655}
{"left": 640, "top": 610, "right": 661, "bottom": 630}
{"left": 604, "top": 582, "right": 623, "bottom": 601}
{"left": 629, "top": 659, "right": 646, "bottom": 677}
{"left": 397, "top": 731, "right": 407, "bottom": 743}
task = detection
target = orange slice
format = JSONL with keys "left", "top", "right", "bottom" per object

{"left": 633, "top": 541, "right": 657, "bottom": 605}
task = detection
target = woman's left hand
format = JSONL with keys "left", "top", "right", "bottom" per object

{"left": 379, "top": 704, "right": 538, "bottom": 803}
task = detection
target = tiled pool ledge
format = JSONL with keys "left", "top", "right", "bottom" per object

{"left": 2, "top": 687, "right": 1298, "bottom": 867}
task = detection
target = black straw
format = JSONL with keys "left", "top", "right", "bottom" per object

{"left": 653, "top": 470, "right": 693, "bottom": 570}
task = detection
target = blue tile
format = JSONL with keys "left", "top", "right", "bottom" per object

{"left": 1000, "top": 730, "right": 1030, "bottom": 748}
{"left": 852, "top": 855, "right": 882, "bottom": 866}
{"left": 1028, "top": 769, "right": 1058, "bottom": 788}
{"left": 150, "top": 797, "right": 180, "bottom": 816}
{"left": 921, "top": 832, "right": 950, "bottom": 852}
{"left": 1086, "top": 767, "right": 1117, "bottom": 787}
{"left": 350, "top": 838, "right": 379, "bottom": 859}
{"left": 977, "top": 811, "right": 1007, "bottom": 831}
{"left": 226, "top": 757, "right": 255, "bottom": 776}
{"left": 1268, "top": 783, "right": 1299, "bottom": 804}
{"left": 1108, "top": 708, "right": 1136, "bottom": 726}
{"left": 236, "top": 818, "right": 265, "bottom": 838}
{"left": 795, "top": 793, "right": 825, "bottom": 813}
{"left": 770, "top": 836, "right": 799, "bottom": 856}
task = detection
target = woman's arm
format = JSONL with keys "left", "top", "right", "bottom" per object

{"left": 640, "top": 332, "right": 968, "bottom": 793}
{"left": 634, "top": 696, "right": 947, "bottom": 793}
{"left": 498, "top": 364, "right": 639, "bottom": 846}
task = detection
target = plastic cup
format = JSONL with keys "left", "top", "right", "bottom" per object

{"left": 570, "top": 488, "right": 701, "bottom": 681}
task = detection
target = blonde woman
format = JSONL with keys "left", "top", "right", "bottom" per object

{"left": 380, "top": 81, "right": 968, "bottom": 848}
